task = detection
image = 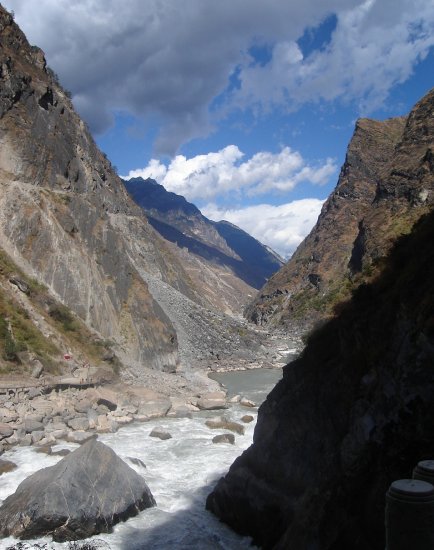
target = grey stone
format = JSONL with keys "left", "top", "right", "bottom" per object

{"left": 205, "top": 419, "right": 245, "bottom": 435}
{"left": 212, "top": 433, "right": 235, "bottom": 444}
{"left": 0, "top": 439, "right": 156, "bottom": 541}
{"left": 240, "top": 397, "right": 256, "bottom": 408}
{"left": 0, "top": 409, "right": 18, "bottom": 423}
{"left": 27, "top": 387, "right": 41, "bottom": 399}
{"left": 24, "top": 419, "right": 45, "bottom": 433}
{"left": 45, "top": 421, "right": 68, "bottom": 433}
{"left": 149, "top": 428, "right": 172, "bottom": 440}
{"left": 18, "top": 434, "right": 33, "bottom": 446}
{"left": 31, "top": 430, "right": 45, "bottom": 443}
{"left": 197, "top": 391, "right": 227, "bottom": 411}
{"left": 67, "top": 417, "right": 90, "bottom": 431}
{"left": 0, "top": 423, "right": 14, "bottom": 440}
{"left": 137, "top": 398, "right": 171, "bottom": 419}
{"left": 0, "top": 458, "right": 17, "bottom": 475}
{"left": 74, "top": 399, "right": 92, "bottom": 413}
{"left": 96, "top": 415, "right": 118, "bottom": 433}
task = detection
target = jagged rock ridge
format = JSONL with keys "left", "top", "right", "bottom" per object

{"left": 124, "top": 177, "right": 283, "bottom": 314}
{"left": 246, "top": 88, "right": 433, "bottom": 329}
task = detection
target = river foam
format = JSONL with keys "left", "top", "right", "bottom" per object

{"left": 0, "top": 368, "right": 283, "bottom": 550}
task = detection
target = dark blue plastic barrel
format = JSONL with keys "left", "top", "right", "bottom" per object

{"left": 386, "top": 479, "right": 434, "bottom": 550}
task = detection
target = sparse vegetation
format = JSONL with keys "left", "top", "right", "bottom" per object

{"left": 0, "top": 248, "right": 121, "bottom": 376}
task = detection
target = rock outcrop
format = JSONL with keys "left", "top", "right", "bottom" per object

{"left": 207, "top": 209, "right": 434, "bottom": 549}
{"left": 0, "top": 439, "right": 156, "bottom": 541}
{"left": 246, "top": 88, "right": 433, "bottom": 330}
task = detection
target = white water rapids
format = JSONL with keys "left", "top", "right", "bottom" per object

{"left": 0, "top": 368, "right": 283, "bottom": 550}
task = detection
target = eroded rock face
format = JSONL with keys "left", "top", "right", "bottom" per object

{"left": 0, "top": 439, "right": 156, "bottom": 541}
{"left": 0, "top": 6, "right": 188, "bottom": 372}
{"left": 247, "top": 88, "right": 434, "bottom": 329}
{"left": 207, "top": 210, "right": 434, "bottom": 550}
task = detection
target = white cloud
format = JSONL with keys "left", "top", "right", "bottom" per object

{"left": 6, "top": 1, "right": 432, "bottom": 153}
{"left": 232, "top": 0, "right": 434, "bottom": 114}
{"left": 202, "top": 200, "right": 325, "bottom": 259}
{"left": 125, "top": 146, "right": 336, "bottom": 201}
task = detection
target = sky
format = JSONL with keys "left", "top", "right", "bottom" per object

{"left": 4, "top": 0, "right": 434, "bottom": 258}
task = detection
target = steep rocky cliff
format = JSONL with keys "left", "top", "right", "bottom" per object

{"left": 125, "top": 177, "right": 283, "bottom": 314}
{"left": 246, "top": 88, "right": 433, "bottom": 329}
{"left": 0, "top": 6, "right": 280, "bottom": 381}
{"left": 0, "top": 6, "right": 190, "bottom": 373}
{"left": 207, "top": 208, "right": 434, "bottom": 549}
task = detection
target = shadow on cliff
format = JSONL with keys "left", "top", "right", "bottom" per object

{"left": 207, "top": 209, "right": 434, "bottom": 550}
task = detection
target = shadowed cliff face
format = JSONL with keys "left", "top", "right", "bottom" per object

{"left": 0, "top": 7, "right": 195, "bottom": 372}
{"left": 207, "top": 209, "right": 434, "bottom": 549}
{"left": 246, "top": 88, "right": 433, "bottom": 330}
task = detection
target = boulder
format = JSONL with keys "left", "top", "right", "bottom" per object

{"left": 137, "top": 398, "right": 172, "bottom": 419}
{"left": 74, "top": 399, "right": 92, "bottom": 413}
{"left": 0, "top": 423, "right": 14, "bottom": 440}
{"left": 212, "top": 433, "right": 235, "bottom": 445}
{"left": 0, "top": 458, "right": 17, "bottom": 475}
{"left": 23, "top": 419, "right": 44, "bottom": 433}
{"left": 241, "top": 415, "right": 254, "bottom": 423}
{"left": 45, "top": 421, "right": 68, "bottom": 433}
{"left": 0, "top": 409, "right": 18, "bottom": 423}
{"left": 67, "top": 417, "right": 90, "bottom": 431}
{"left": 149, "top": 428, "right": 172, "bottom": 440}
{"left": 205, "top": 418, "right": 245, "bottom": 435}
{"left": 96, "top": 415, "right": 119, "bottom": 433}
{"left": 0, "top": 439, "right": 156, "bottom": 541}
{"left": 167, "top": 398, "right": 198, "bottom": 418}
{"left": 197, "top": 391, "right": 227, "bottom": 411}
{"left": 27, "top": 387, "right": 41, "bottom": 399}
{"left": 240, "top": 397, "right": 256, "bottom": 408}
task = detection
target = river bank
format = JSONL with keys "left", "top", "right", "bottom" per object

{"left": 0, "top": 367, "right": 283, "bottom": 549}
{"left": 0, "top": 331, "right": 299, "bottom": 456}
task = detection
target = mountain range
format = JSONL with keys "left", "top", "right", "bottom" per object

{"left": 124, "top": 176, "right": 283, "bottom": 312}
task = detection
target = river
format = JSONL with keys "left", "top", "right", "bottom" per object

{"left": 0, "top": 367, "right": 283, "bottom": 550}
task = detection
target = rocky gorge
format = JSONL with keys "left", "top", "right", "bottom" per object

{"left": 0, "top": 3, "right": 434, "bottom": 549}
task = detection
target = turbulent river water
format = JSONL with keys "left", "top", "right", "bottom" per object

{"left": 0, "top": 368, "right": 283, "bottom": 550}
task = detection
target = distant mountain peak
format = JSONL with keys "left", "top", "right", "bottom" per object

{"left": 124, "top": 177, "right": 283, "bottom": 293}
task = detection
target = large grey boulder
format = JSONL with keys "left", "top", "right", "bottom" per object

{"left": 196, "top": 391, "right": 227, "bottom": 410}
{"left": 0, "top": 439, "right": 156, "bottom": 541}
